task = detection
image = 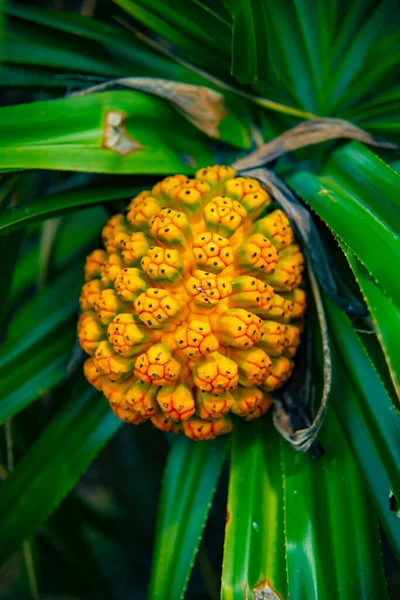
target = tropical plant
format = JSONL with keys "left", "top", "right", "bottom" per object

{"left": 0, "top": 1, "right": 399, "bottom": 599}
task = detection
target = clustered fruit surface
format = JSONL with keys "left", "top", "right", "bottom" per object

{"left": 78, "top": 166, "right": 306, "bottom": 440}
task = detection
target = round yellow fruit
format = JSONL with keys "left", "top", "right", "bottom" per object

{"left": 78, "top": 166, "right": 306, "bottom": 440}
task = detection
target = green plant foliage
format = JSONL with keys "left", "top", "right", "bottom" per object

{"left": 0, "top": 385, "right": 122, "bottom": 566}
{"left": 112, "top": 0, "right": 231, "bottom": 74}
{"left": 149, "top": 436, "right": 228, "bottom": 600}
{"left": 0, "top": 0, "right": 399, "bottom": 598}
{"left": 223, "top": 0, "right": 269, "bottom": 84}
{"left": 327, "top": 344, "right": 400, "bottom": 561}
{"left": 0, "top": 332, "right": 75, "bottom": 423}
{"left": 287, "top": 144, "right": 400, "bottom": 303}
{"left": 343, "top": 248, "right": 400, "bottom": 399}
{"left": 0, "top": 180, "right": 146, "bottom": 233}
{"left": 221, "top": 419, "right": 286, "bottom": 598}
{"left": 0, "top": 92, "right": 213, "bottom": 173}
{"left": 323, "top": 295, "right": 400, "bottom": 502}
{"left": 221, "top": 406, "right": 389, "bottom": 600}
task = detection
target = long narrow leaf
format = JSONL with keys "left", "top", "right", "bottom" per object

{"left": 327, "top": 0, "right": 398, "bottom": 111}
{"left": 223, "top": 0, "right": 269, "bottom": 84}
{"left": 8, "top": 266, "right": 81, "bottom": 339}
{"left": 281, "top": 406, "right": 388, "bottom": 599}
{"left": 4, "top": 17, "right": 128, "bottom": 77}
{"left": 327, "top": 343, "right": 400, "bottom": 561}
{"left": 222, "top": 410, "right": 388, "bottom": 599}
{"left": 0, "top": 334, "right": 74, "bottom": 423}
{"left": 255, "top": 0, "right": 322, "bottom": 112}
{"left": 0, "top": 91, "right": 215, "bottom": 173}
{"left": 0, "top": 299, "right": 76, "bottom": 372}
{"left": 221, "top": 418, "right": 286, "bottom": 599}
{"left": 0, "top": 386, "right": 122, "bottom": 566}
{"left": 112, "top": 0, "right": 231, "bottom": 75}
{"left": 287, "top": 148, "right": 400, "bottom": 302}
{"left": 0, "top": 180, "right": 145, "bottom": 234}
{"left": 323, "top": 294, "right": 400, "bottom": 502}
{"left": 325, "top": 143, "right": 400, "bottom": 234}
{"left": 343, "top": 246, "right": 400, "bottom": 399}
{"left": 149, "top": 435, "right": 228, "bottom": 600}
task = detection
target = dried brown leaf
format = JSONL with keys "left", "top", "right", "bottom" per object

{"left": 73, "top": 78, "right": 227, "bottom": 139}
{"left": 253, "top": 580, "right": 282, "bottom": 600}
{"left": 102, "top": 111, "right": 143, "bottom": 155}
{"left": 273, "top": 266, "right": 331, "bottom": 452}
{"left": 232, "top": 118, "right": 397, "bottom": 171}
